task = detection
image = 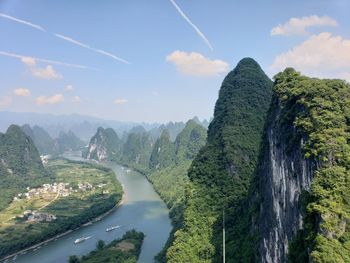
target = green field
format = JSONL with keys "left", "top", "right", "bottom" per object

{"left": 0, "top": 158, "right": 123, "bottom": 258}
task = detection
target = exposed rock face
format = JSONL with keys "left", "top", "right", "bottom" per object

{"left": 258, "top": 98, "right": 316, "bottom": 262}
{"left": 84, "top": 127, "right": 121, "bottom": 162}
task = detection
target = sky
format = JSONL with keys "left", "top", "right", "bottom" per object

{"left": 0, "top": 0, "right": 349, "bottom": 123}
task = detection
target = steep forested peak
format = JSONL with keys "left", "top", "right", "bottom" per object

{"left": 0, "top": 124, "right": 44, "bottom": 177}
{"left": 149, "top": 129, "right": 175, "bottom": 170}
{"left": 208, "top": 57, "right": 273, "bottom": 142}
{"left": 129, "top": 125, "right": 146, "bottom": 135}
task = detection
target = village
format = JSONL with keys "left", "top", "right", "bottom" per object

{"left": 11, "top": 181, "right": 110, "bottom": 223}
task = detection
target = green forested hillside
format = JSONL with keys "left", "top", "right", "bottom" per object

{"left": 0, "top": 125, "right": 49, "bottom": 211}
{"left": 21, "top": 124, "right": 57, "bottom": 155}
{"left": 83, "top": 127, "right": 123, "bottom": 161}
{"left": 148, "top": 120, "right": 207, "bottom": 261}
{"left": 121, "top": 131, "right": 153, "bottom": 172}
{"left": 149, "top": 130, "right": 176, "bottom": 170}
{"left": 56, "top": 130, "right": 85, "bottom": 153}
{"left": 166, "top": 58, "right": 273, "bottom": 262}
{"left": 71, "top": 230, "right": 144, "bottom": 263}
{"left": 272, "top": 69, "right": 350, "bottom": 263}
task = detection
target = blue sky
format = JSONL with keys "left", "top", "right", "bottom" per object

{"left": 0, "top": 0, "right": 349, "bottom": 123}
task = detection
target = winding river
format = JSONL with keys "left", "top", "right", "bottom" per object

{"left": 11, "top": 152, "right": 172, "bottom": 263}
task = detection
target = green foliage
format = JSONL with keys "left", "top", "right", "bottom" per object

{"left": 56, "top": 130, "right": 85, "bottom": 153}
{"left": 175, "top": 120, "right": 207, "bottom": 163}
{"left": 121, "top": 131, "right": 153, "bottom": 173}
{"left": 148, "top": 121, "right": 207, "bottom": 262}
{"left": 21, "top": 124, "right": 58, "bottom": 155}
{"left": 83, "top": 127, "right": 123, "bottom": 162}
{"left": 166, "top": 58, "right": 273, "bottom": 262}
{"left": 0, "top": 159, "right": 123, "bottom": 258}
{"left": 149, "top": 130, "right": 176, "bottom": 170}
{"left": 96, "top": 240, "right": 106, "bottom": 250}
{"left": 272, "top": 69, "right": 350, "bottom": 262}
{"left": 77, "top": 230, "right": 144, "bottom": 263}
{"left": 0, "top": 125, "right": 49, "bottom": 211}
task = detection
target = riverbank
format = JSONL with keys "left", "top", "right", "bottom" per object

{"left": 1, "top": 192, "right": 126, "bottom": 262}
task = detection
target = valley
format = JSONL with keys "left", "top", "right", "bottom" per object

{"left": 0, "top": 158, "right": 123, "bottom": 260}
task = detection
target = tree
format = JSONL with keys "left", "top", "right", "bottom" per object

{"left": 69, "top": 255, "right": 80, "bottom": 263}
{"left": 96, "top": 240, "right": 105, "bottom": 250}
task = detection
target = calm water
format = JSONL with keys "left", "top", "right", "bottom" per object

{"left": 9, "top": 152, "right": 172, "bottom": 263}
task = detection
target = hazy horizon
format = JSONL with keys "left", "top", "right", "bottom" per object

{"left": 1, "top": 0, "right": 349, "bottom": 122}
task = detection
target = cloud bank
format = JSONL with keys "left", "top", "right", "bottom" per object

{"left": 271, "top": 15, "right": 337, "bottom": 36}
{"left": 271, "top": 32, "right": 350, "bottom": 81}
{"left": 114, "top": 99, "right": 128, "bottom": 105}
{"left": 166, "top": 50, "right": 229, "bottom": 77}
{"left": 13, "top": 88, "right": 31, "bottom": 97}
{"left": 36, "top": 94, "right": 64, "bottom": 105}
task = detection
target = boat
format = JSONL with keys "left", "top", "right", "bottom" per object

{"left": 74, "top": 236, "right": 92, "bottom": 244}
{"left": 106, "top": 225, "right": 121, "bottom": 232}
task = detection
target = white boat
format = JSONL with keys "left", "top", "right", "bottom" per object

{"left": 74, "top": 236, "right": 92, "bottom": 244}
{"left": 106, "top": 225, "right": 121, "bottom": 232}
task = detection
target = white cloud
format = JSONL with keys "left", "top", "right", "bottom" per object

{"left": 65, "top": 85, "right": 74, "bottom": 91}
{"left": 29, "top": 65, "right": 62, "bottom": 80}
{"left": 271, "top": 32, "right": 350, "bottom": 81}
{"left": 113, "top": 99, "right": 128, "bottom": 105}
{"left": 166, "top": 50, "right": 229, "bottom": 77}
{"left": 0, "top": 51, "right": 95, "bottom": 69}
{"left": 13, "top": 88, "right": 30, "bottom": 97}
{"left": 36, "top": 94, "right": 64, "bottom": 105}
{"left": 152, "top": 91, "right": 159, "bottom": 96}
{"left": 0, "top": 96, "right": 12, "bottom": 108}
{"left": 170, "top": 0, "right": 213, "bottom": 50}
{"left": 271, "top": 15, "right": 337, "bottom": 36}
{"left": 0, "top": 13, "right": 46, "bottom": 31}
{"left": 21, "top": 56, "right": 36, "bottom": 66}
{"left": 72, "top": 96, "right": 82, "bottom": 103}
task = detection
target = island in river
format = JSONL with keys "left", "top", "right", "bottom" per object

{"left": 0, "top": 158, "right": 123, "bottom": 260}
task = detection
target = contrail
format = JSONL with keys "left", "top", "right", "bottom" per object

{"left": 169, "top": 0, "right": 213, "bottom": 51}
{"left": 54, "top": 33, "right": 130, "bottom": 64}
{"left": 0, "top": 13, "right": 46, "bottom": 31}
{"left": 0, "top": 12, "right": 130, "bottom": 64}
{"left": 0, "top": 51, "right": 98, "bottom": 70}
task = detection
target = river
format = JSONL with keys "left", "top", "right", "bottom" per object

{"left": 11, "top": 152, "right": 172, "bottom": 263}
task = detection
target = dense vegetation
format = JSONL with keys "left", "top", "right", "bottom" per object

{"left": 0, "top": 125, "right": 49, "bottom": 211}
{"left": 82, "top": 127, "right": 123, "bottom": 161}
{"left": 69, "top": 230, "right": 144, "bottom": 263}
{"left": 272, "top": 69, "right": 350, "bottom": 262}
{"left": 56, "top": 130, "right": 85, "bottom": 153}
{"left": 0, "top": 159, "right": 123, "bottom": 258}
{"left": 166, "top": 58, "right": 273, "bottom": 262}
{"left": 148, "top": 120, "right": 207, "bottom": 262}
{"left": 121, "top": 130, "right": 153, "bottom": 173}
{"left": 22, "top": 124, "right": 85, "bottom": 155}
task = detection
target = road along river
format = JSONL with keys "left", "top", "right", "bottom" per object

{"left": 11, "top": 152, "right": 172, "bottom": 263}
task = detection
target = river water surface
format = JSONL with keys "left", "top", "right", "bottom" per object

{"left": 12, "top": 152, "right": 172, "bottom": 263}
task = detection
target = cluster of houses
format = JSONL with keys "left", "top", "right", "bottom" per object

{"left": 23, "top": 210, "right": 57, "bottom": 222}
{"left": 13, "top": 181, "right": 110, "bottom": 203}
{"left": 13, "top": 183, "right": 71, "bottom": 201}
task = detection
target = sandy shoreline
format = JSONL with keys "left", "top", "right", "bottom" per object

{"left": 0, "top": 192, "right": 126, "bottom": 262}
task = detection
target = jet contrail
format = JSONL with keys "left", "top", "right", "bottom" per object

{"left": 54, "top": 33, "right": 130, "bottom": 64}
{"left": 0, "top": 12, "right": 130, "bottom": 64}
{"left": 169, "top": 0, "right": 213, "bottom": 51}
{"left": 0, "top": 51, "right": 98, "bottom": 70}
{"left": 0, "top": 13, "right": 46, "bottom": 31}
